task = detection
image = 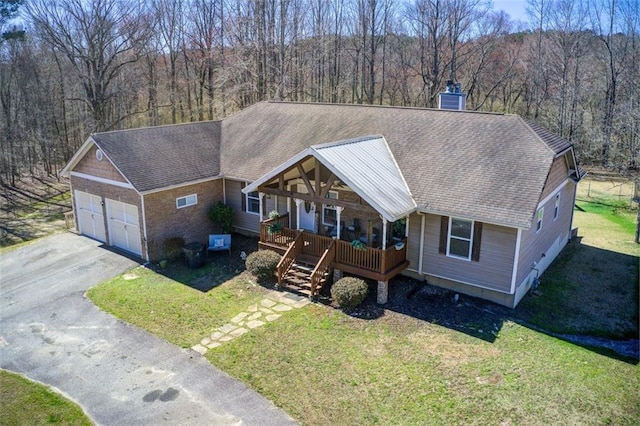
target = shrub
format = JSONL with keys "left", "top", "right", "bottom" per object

{"left": 245, "top": 250, "right": 281, "bottom": 280}
{"left": 208, "top": 202, "right": 234, "bottom": 233}
{"left": 163, "top": 237, "right": 185, "bottom": 261}
{"left": 331, "top": 277, "right": 368, "bottom": 312}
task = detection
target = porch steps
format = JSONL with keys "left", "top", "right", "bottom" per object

{"left": 281, "top": 262, "right": 330, "bottom": 297}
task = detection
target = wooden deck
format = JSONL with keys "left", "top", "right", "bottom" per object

{"left": 260, "top": 215, "right": 409, "bottom": 289}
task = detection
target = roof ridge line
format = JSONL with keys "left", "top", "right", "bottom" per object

{"left": 266, "top": 100, "right": 506, "bottom": 116}
{"left": 91, "top": 118, "right": 221, "bottom": 136}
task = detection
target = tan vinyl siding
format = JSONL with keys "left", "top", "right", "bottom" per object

{"left": 540, "top": 156, "right": 569, "bottom": 201}
{"left": 406, "top": 213, "right": 422, "bottom": 271}
{"left": 226, "top": 179, "right": 260, "bottom": 233}
{"left": 74, "top": 145, "right": 128, "bottom": 183}
{"left": 422, "top": 214, "right": 517, "bottom": 293}
{"left": 516, "top": 180, "right": 575, "bottom": 285}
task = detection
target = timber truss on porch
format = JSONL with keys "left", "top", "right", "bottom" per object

{"left": 244, "top": 135, "right": 416, "bottom": 300}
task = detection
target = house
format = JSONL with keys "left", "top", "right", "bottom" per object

{"left": 61, "top": 94, "right": 583, "bottom": 308}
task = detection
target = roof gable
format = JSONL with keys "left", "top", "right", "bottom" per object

{"left": 244, "top": 135, "right": 416, "bottom": 222}
{"left": 86, "top": 121, "right": 221, "bottom": 192}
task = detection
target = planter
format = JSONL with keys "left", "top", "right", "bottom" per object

{"left": 183, "top": 242, "right": 205, "bottom": 269}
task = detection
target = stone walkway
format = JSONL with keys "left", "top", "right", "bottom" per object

{"left": 191, "top": 290, "right": 311, "bottom": 355}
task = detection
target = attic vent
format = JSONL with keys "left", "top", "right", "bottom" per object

{"left": 96, "top": 149, "right": 103, "bottom": 161}
{"left": 439, "top": 80, "right": 467, "bottom": 111}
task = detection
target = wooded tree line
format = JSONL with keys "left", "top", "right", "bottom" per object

{"left": 1, "top": 0, "right": 638, "bottom": 185}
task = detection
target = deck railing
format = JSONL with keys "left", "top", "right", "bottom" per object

{"left": 310, "top": 239, "right": 336, "bottom": 296}
{"left": 276, "top": 231, "right": 303, "bottom": 286}
{"left": 300, "top": 232, "right": 333, "bottom": 258}
{"left": 264, "top": 225, "right": 408, "bottom": 281}
{"left": 260, "top": 213, "right": 296, "bottom": 246}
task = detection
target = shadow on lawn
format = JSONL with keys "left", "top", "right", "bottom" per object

{"left": 375, "top": 237, "right": 639, "bottom": 364}
{"left": 151, "top": 233, "right": 261, "bottom": 292}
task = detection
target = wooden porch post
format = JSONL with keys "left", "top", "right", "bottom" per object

{"left": 259, "top": 192, "right": 265, "bottom": 220}
{"left": 294, "top": 198, "right": 303, "bottom": 230}
{"left": 287, "top": 197, "right": 291, "bottom": 228}
{"left": 335, "top": 206, "right": 344, "bottom": 239}
{"left": 381, "top": 217, "right": 388, "bottom": 249}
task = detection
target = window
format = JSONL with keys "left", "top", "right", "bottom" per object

{"left": 447, "top": 218, "right": 474, "bottom": 260}
{"left": 536, "top": 207, "right": 544, "bottom": 232}
{"left": 176, "top": 194, "right": 197, "bottom": 209}
{"left": 554, "top": 194, "right": 560, "bottom": 220}
{"left": 246, "top": 191, "right": 260, "bottom": 215}
{"left": 322, "top": 191, "right": 339, "bottom": 225}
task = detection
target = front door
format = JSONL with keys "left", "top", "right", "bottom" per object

{"left": 299, "top": 201, "right": 316, "bottom": 232}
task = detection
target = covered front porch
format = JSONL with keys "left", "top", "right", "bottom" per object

{"left": 259, "top": 213, "right": 409, "bottom": 297}
{"left": 243, "top": 135, "right": 416, "bottom": 302}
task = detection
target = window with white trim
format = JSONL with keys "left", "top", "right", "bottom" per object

{"left": 322, "top": 191, "right": 338, "bottom": 225}
{"left": 554, "top": 194, "right": 560, "bottom": 220}
{"left": 447, "top": 218, "right": 474, "bottom": 260}
{"left": 176, "top": 194, "right": 197, "bottom": 209}
{"left": 536, "top": 207, "right": 544, "bottom": 232}
{"left": 246, "top": 191, "right": 260, "bottom": 215}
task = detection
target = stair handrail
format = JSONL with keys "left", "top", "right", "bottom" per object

{"left": 310, "top": 238, "right": 336, "bottom": 297}
{"left": 276, "top": 231, "right": 303, "bottom": 286}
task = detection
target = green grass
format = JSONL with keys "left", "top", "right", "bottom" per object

{"left": 206, "top": 306, "right": 638, "bottom": 425}
{"left": 0, "top": 370, "right": 92, "bottom": 426}
{"left": 87, "top": 266, "right": 266, "bottom": 348}
{"left": 87, "top": 176, "right": 640, "bottom": 425}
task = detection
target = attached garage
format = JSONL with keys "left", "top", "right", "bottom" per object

{"left": 106, "top": 199, "right": 142, "bottom": 256}
{"left": 75, "top": 190, "right": 106, "bottom": 243}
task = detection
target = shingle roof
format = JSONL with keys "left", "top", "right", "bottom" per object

{"left": 244, "top": 135, "right": 417, "bottom": 222}
{"left": 222, "top": 102, "right": 564, "bottom": 228}
{"left": 90, "top": 121, "right": 221, "bottom": 192}
{"left": 524, "top": 121, "right": 573, "bottom": 154}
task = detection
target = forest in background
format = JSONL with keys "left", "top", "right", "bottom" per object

{"left": 1, "top": 0, "right": 638, "bottom": 186}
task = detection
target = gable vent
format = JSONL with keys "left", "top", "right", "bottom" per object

{"left": 439, "top": 80, "right": 466, "bottom": 111}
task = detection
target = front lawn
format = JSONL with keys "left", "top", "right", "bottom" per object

{"left": 87, "top": 176, "right": 639, "bottom": 425}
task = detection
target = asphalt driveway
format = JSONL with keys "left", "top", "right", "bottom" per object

{"left": 0, "top": 232, "right": 296, "bottom": 425}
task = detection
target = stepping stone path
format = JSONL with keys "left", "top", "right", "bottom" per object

{"left": 191, "top": 290, "right": 311, "bottom": 355}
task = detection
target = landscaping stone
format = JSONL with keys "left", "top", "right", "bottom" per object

{"left": 230, "top": 312, "right": 249, "bottom": 324}
{"left": 193, "top": 289, "right": 312, "bottom": 354}
{"left": 219, "top": 324, "right": 236, "bottom": 334}
{"left": 210, "top": 331, "right": 224, "bottom": 340}
{"left": 261, "top": 298, "right": 277, "bottom": 308}
{"left": 230, "top": 327, "right": 248, "bottom": 337}
{"left": 272, "top": 304, "right": 293, "bottom": 312}
{"left": 247, "top": 320, "right": 265, "bottom": 329}
{"left": 248, "top": 312, "right": 262, "bottom": 321}
{"left": 294, "top": 299, "right": 311, "bottom": 308}
{"left": 191, "top": 344, "right": 207, "bottom": 355}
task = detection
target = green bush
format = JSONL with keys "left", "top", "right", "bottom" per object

{"left": 163, "top": 237, "right": 185, "bottom": 261}
{"left": 331, "top": 277, "right": 368, "bottom": 312}
{"left": 208, "top": 202, "right": 234, "bottom": 233}
{"left": 245, "top": 250, "right": 281, "bottom": 280}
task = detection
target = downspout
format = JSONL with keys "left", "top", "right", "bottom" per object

{"left": 418, "top": 213, "right": 426, "bottom": 275}
{"left": 509, "top": 228, "right": 523, "bottom": 294}
{"left": 140, "top": 193, "right": 149, "bottom": 262}
{"left": 222, "top": 177, "right": 226, "bottom": 204}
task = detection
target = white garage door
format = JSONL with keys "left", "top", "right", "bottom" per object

{"left": 75, "top": 190, "right": 106, "bottom": 243}
{"left": 106, "top": 199, "right": 142, "bottom": 257}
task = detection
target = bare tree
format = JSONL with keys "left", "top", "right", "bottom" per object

{"left": 27, "top": 0, "right": 150, "bottom": 131}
